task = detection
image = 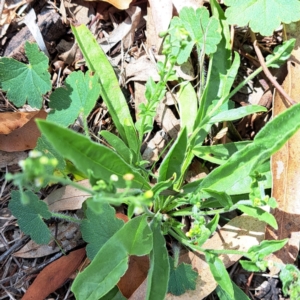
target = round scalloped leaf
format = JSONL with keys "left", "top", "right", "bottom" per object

{"left": 224, "top": 0, "right": 300, "bottom": 36}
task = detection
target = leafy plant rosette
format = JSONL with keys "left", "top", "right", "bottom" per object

{"left": 3, "top": 2, "right": 300, "bottom": 299}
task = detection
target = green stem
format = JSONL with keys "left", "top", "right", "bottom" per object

{"left": 51, "top": 212, "right": 82, "bottom": 223}
{"left": 44, "top": 175, "right": 96, "bottom": 195}
{"left": 169, "top": 229, "right": 248, "bottom": 256}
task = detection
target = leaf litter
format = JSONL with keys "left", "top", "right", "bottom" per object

{"left": 0, "top": 0, "right": 298, "bottom": 299}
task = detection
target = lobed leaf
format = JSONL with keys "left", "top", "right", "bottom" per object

{"left": 0, "top": 42, "right": 51, "bottom": 108}
{"left": 81, "top": 200, "right": 124, "bottom": 260}
{"left": 224, "top": 0, "right": 300, "bottom": 36}
{"left": 48, "top": 71, "right": 100, "bottom": 126}
{"left": 168, "top": 256, "right": 198, "bottom": 296}
{"left": 9, "top": 190, "right": 52, "bottom": 244}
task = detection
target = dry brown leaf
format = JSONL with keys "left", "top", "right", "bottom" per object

{"left": 44, "top": 179, "right": 91, "bottom": 212}
{"left": 22, "top": 248, "right": 86, "bottom": 300}
{"left": 64, "top": 0, "right": 96, "bottom": 25}
{"left": 0, "top": 110, "right": 47, "bottom": 152}
{"left": 118, "top": 255, "right": 150, "bottom": 298}
{"left": 13, "top": 223, "right": 81, "bottom": 258}
{"left": 84, "top": 0, "right": 133, "bottom": 10}
{"left": 265, "top": 21, "right": 300, "bottom": 268}
{"left": 98, "top": 6, "right": 141, "bottom": 53}
{"left": 0, "top": 111, "right": 41, "bottom": 134}
{"left": 172, "top": 0, "right": 205, "bottom": 12}
{"left": 147, "top": 0, "right": 173, "bottom": 52}
{"left": 0, "top": 150, "right": 28, "bottom": 168}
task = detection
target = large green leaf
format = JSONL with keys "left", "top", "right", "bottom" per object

{"left": 81, "top": 200, "right": 124, "bottom": 260}
{"left": 198, "top": 103, "right": 300, "bottom": 195}
{"left": 9, "top": 190, "right": 52, "bottom": 244}
{"left": 71, "top": 24, "right": 138, "bottom": 147}
{"left": 36, "top": 120, "right": 150, "bottom": 189}
{"left": 48, "top": 71, "right": 101, "bottom": 127}
{"left": 71, "top": 215, "right": 153, "bottom": 300}
{"left": 146, "top": 216, "right": 170, "bottom": 299}
{"left": 0, "top": 42, "right": 51, "bottom": 108}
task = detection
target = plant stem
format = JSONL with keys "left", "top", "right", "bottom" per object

{"left": 51, "top": 212, "right": 82, "bottom": 223}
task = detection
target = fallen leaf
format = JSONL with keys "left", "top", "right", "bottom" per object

{"left": 0, "top": 111, "right": 41, "bottom": 134}
{"left": 84, "top": 0, "right": 133, "bottom": 10}
{"left": 22, "top": 248, "right": 86, "bottom": 300}
{"left": 265, "top": 21, "right": 300, "bottom": 268}
{"left": 118, "top": 255, "right": 150, "bottom": 298}
{"left": 13, "top": 223, "right": 81, "bottom": 258}
{"left": 0, "top": 110, "right": 47, "bottom": 152}
{"left": 98, "top": 6, "right": 141, "bottom": 53}
{"left": 0, "top": 150, "right": 28, "bottom": 168}
{"left": 44, "top": 180, "right": 91, "bottom": 212}
{"left": 147, "top": 0, "right": 173, "bottom": 52}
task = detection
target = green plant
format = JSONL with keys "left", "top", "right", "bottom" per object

{"left": 2, "top": 2, "right": 300, "bottom": 299}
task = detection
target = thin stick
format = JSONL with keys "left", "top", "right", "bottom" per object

{"left": 253, "top": 40, "right": 296, "bottom": 106}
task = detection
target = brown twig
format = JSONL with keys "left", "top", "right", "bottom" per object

{"left": 253, "top": 40, "right": 296, "bottom": 106}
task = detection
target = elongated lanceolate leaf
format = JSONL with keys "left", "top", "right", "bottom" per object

{"left": 158, "top": 127, "right": 187, "bottom": 183}
{"left": 198, "top": 103, "right": 300, "bottom": 195}
{"left": 71, "top": 24, "right": 138, "bottom": 147}
{"left": 37, "top": 120, "right": 149, "bottom": 189}
{"left": 146, "top": 216, "right": 170, "bottom": 299}
{"left": 71, "top": 215, "right": 152, "bottom": 300}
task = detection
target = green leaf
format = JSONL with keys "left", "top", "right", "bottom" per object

{"left": 169, "top": 6, "right": 222, "bottom": 64}
{"left": 146, "top": 216, "right": 170, "bottom": 299}
{"left": 205, "top": 252, "right": 234, "bottom": 299}
{"left": 177, "top": 81, "right": 198, "bottom": 135}
{"left": 239, "top": 260, "right": 262, "bottom": 273}
{"left": 280, "top": 264, "right": 300, "bottom": 297}
{"left": 35, "top": 135, "right": 66, "bottom": 173}
{"left": 203, "top": 189, "right": 233, "bottom": 209}
{"left": 224, "top": 0, "right": 300, "bottom": 36}
{"left": 216, "top": 280, "right": 250, "bottom": 300}
{"left": 0, "top": 42, "right": 51, "bottom": 108}
{"left": 9, "top": 190, "right": 52, "bottom": 244}
{"left": 71, "top": 24, "right": 138, "bottom": 147}
{"left": 209, "top": 105, "right": 267, "bottom": 124}
{"left": 81, "top": 199, "right": 124, "bottom": 260}
{"left": 48, "top": 71, "right": 101, "bottom": 127}
{"left": 196, "top": 1, "right": 232, "bottom": 123}
{"left": 100, "top": 286, "right": 126, "bottom": 300}
{"left": 266, "top": 40, "right": 296, "bottom": 68}
{"left": 247, "top": 239, "right": 288, "bottom": 261}
{"left": 100, "top": 130, "right": 133, "bottom": 164}
{"left": 158, "top": 127, "right": 187, "bottom": 183}
{"left": 37, "top": 120, "right": 150, "bottom": 189}
{"left": 237, "top": 205, "right": 277, "bottom": 229}
{"left": 193, "top": 141, "right": 251, "bottom": 165}
{"left": 168, "top": 256, "right": 198, "bottom": 296}
{"left": 71, "top": 215, "right": 153, "bottom": 300}
{"left": 198, "top": 103, "right": 300, "bottom": 195}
